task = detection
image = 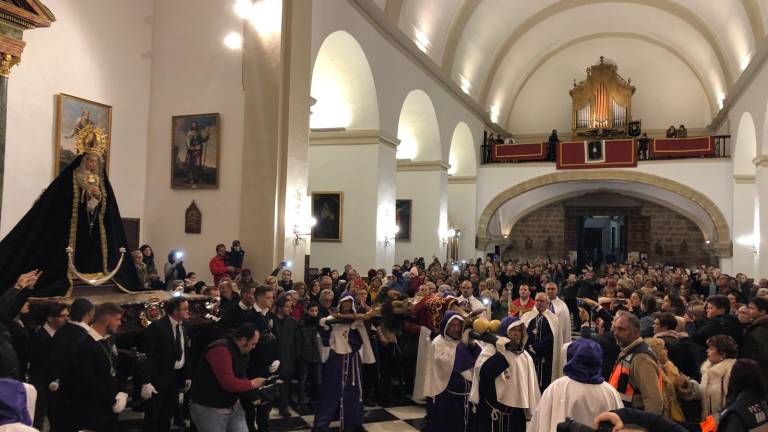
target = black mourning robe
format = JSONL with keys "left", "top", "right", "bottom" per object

{"left": 0, "top": 155, "right": 141, "bottom": 296}
{"left": 526, "top": 314, "right": 554, "bottom": 391}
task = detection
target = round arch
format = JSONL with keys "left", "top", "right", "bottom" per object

{"left": 476, "top": 0, "right": 735, "bottom": 106}
{"left": 500, "top": 32, "right": 717, "bottom": 122}
{"left": 310, "top": 31, "right": 379, "bottom": 130}
{"left": 396, "top": 89, "right": 441, "bottom": 160}
{"left": 735, "top": 111, "right": 757, "bottom": 175}
{"left": 448, "top": 122, "right": 476, "bottom": 176}
{"left": 477, "top": 170, "right": 731, "bottom": 256}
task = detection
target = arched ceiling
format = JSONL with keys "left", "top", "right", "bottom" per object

{"left": 385, "top": 0, "right": 764, "bottom": 130}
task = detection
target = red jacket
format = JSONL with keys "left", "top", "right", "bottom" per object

{"left": 209, "top": 255, "right": 229, "bottom": 285}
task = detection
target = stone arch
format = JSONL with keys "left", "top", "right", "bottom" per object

{"left": 477, "top": 170, "right": 731, "bottom": 256}
{"left": 448, "top": 122, "right": 476, "bottom": 176}
{"left": 310, "top": 31, "right": 379, "bottom": 130}
{"left": 396, "top": 89, "right": 441, "bottom": 161}
{"left": 735, "top": 111, "right": 757, "bottom": 175}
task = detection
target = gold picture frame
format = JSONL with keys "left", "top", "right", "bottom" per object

{"left": 311, "top": 192, "right": 344, "bottom": 242}
{"left": 54, "top": 93, "right": 112, "bottom": 176}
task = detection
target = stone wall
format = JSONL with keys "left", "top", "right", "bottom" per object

{"left": 501, "top": 198, "right": 712, "bottom": 265}
{"left": 502, "top": 202, "right": 566, "bottom": 260}
{"left": 642, "top": 202, "right": 711, "bottom": 265}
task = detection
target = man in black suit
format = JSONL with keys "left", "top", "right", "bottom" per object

{"left": 66, "top": 302, "right": 128, "bottom": 432}
{"left": 28, "top": 302, "right": 69, "bottom": 429}
{"left": 50, "top": 297, "right": 94, "bottom": 432}
{"left": 245, "top": 284, "right": 279, "bottom": 432}
{"left": 220, "top": 283, "right": 257, "bottom": 330}
{"left": 142, "top": 296, "right": 191, "bottom": 432}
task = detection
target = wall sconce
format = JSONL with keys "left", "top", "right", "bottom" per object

{"left": 292, "top": 216, "right": 316, "bottom": 247}
{"left": 737, "top": 235, "right": 759, "bottom": 257}
{"left": 384, "top": 225, "right": 400, "bottom": 248}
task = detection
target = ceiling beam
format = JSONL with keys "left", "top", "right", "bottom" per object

{"left": 441, "top": 0, "right": 480, "bottom": 72}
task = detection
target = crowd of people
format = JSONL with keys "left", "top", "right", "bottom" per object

{"left": 3, "top": 242, "right": 768, "bottom": 432}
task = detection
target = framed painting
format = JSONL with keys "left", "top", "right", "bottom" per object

{"left": 171, "top": 113, "right": 220, "bottom": 189}
{"left": 311, "top": 192, "right": 343, "bottom": 242}
{"left": 396, "top": 199, "right": 412, "bottom": 241}
{"left": 55, "top": 94, "right": 112, "bottom": 176}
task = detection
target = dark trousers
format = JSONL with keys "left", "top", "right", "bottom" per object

{"left": 297, "top": 361, "right": 322, "bottom": 404}
{"left": 243, "top": 400, "right": 271, "bottom": 432}
{"left": 143, "top": 373, "right": 182, "bottom": 432}
{"left": 32, "top": 381, "right": 51, "bottom": 430}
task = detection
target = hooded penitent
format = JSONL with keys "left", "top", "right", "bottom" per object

{"left": 470, "top": 316, "right": 540, "bottom": 409}
{"left": 426, "top": 311, "right": 469, "bottom": 398}
{"left": 563, "top": 338, "right": 605, "bottom": 384}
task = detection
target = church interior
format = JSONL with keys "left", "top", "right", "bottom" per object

{"left": 3, "top": 0, "right": 768, "bottom": 431}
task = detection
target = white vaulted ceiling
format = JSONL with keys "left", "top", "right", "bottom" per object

{"left": 387, "top": 0, "right": 764, "bottom": 131}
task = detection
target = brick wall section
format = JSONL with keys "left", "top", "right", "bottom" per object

{"left": 503, "top": 202, "right": 566, "bottom": 260}
{"left": 502, "top": 199, "right": 711, "bottom": 265}
{"left": 641, "top": 201, "right": 711, "bottom": 264}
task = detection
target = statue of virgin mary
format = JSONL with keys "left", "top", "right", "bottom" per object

{"left": 0, "top": 125, "right": 142, "bottom": 297}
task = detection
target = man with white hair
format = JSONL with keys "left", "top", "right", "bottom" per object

{"left": 522, "top": 293, "right": 563, "bottom": 391}
{"left": 545, "top": 282, "right": 572, "bottom": 344}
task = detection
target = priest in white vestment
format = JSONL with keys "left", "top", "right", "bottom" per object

{"left": 528, "top": 338, "right": 622, "bottom": 431}
{"left": 545, "top": 282, "right": 572, "bottom": 344}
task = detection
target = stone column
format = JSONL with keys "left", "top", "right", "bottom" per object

{"left": 395, "top": 161, "right": 449, "bottom": 263}
{"left": 240, "top": 0, "right": 313, "bottom": 278}
{"left": 448, "top": 175, "right": 479, "bottom": 261}
{"left": 308, "top": 130, "right": 398, "bottom": 272}
{"left": 755, "top": 156, "right": 768, "bottom": 276}
{"left": 732, "top": 175, "right": 757, "bottom": 276}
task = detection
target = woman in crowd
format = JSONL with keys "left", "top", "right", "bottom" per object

{"left": 139, "top": 244, "right": 163, "bottom": 289}
{"left": 713, "top": 359, "right": 768, "bottom": 431}
{"left": 645, "top": 337, "right": 685, "bottom": 421}
{"left": 638, "top": 294, "right": 658, "bottom": 337}
{"left": 677, "top": 334, "right": 739, "bottom": 420}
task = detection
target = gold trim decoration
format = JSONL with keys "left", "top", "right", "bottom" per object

{"left": 74, "top": 124, "right": 109, "bottom": 157}
{"left": 139, "top": 297, "right": 166, "bottom": 328}
{"left": 0, "top": 53, "right": 18, "bottom": 77}
{"left": 66, "top": 246, "right": 127, "bottom": 286}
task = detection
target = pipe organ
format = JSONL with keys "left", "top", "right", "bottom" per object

{"left": 570, "top": 57, "right": 635, "bottom": 136}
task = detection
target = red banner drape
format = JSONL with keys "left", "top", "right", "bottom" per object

{"left": 492, "top": 143, "right": 546, "bottom": 161}
{"left": 556, "top": 139, "right": 637, "bottom": 170}
{"left": 650, "top": 136, "right": 714, "bottom": 158}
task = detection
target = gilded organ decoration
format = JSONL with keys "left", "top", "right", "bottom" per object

{"left": 570, "top": 57, "right": 635, "bottom": 136}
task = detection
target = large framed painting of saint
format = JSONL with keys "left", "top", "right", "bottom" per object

{"left": 396, "top": 199, "right": 412, "bottom": 241}
{"left": 171, "top": 113, "right": 220, "bottom": 189}
{"left": 311, "top": 192, "right": 343, "bottom": 242}
{"left": 55, "top": 94, "right": 112, "bottom": 176}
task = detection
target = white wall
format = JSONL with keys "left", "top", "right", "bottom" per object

{"left": 509, "top": 38, "right": 711, "bottom": 134}
{"left": 447, "top": 182, "right": 478, "bottom": 260}
{"left": 308, "top": 143, "right": 395, "bottom": 272}
{"left": 311, "top": 0, "right": 485, "bottom": 164}
{"left": 141, "top": 0, "right": 245, "bottom": 278}
{"left": 395, "top": 170, "right": 447, "bottom": 263}
{"left": 2, "top": 0, "right": 153, "bottom": 235}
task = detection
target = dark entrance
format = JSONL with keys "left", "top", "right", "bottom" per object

{"left": 576, "top": 215, "right": 626, "bottom": 269}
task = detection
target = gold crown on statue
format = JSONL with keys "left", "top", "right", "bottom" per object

{"left": 74, "top": 124, "right": 109, "bottom": 157}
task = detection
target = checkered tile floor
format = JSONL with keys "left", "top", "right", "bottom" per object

{"left": 117, "top": 397, "right": 426, "bottom": 432}
{"left": 270, "top": 398, "right": 426, "bottom": 432}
